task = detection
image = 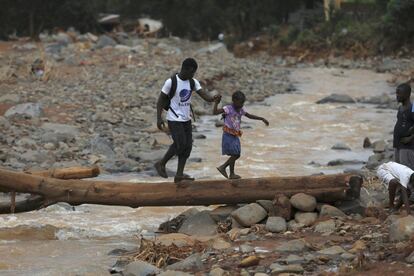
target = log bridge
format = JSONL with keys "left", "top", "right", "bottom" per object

{"left": 0, "top": 166, "right": 362, "bottom": 214}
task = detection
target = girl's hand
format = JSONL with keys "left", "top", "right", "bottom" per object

{"left": 262, "top": 118, "right": 269, "bottom": 126}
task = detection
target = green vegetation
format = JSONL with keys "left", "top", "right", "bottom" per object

{"left": 0, "top": 0, "right": 413, "bottom": 54}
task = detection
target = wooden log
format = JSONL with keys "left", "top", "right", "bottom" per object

{"left": 26, "top": 166, "right": 100, "bottom": 179}
{"left": 0, "top": 195, "right": 45, "bottom": 214}
{"left": 0, "top": 168, "right": 360, "bottom": 207}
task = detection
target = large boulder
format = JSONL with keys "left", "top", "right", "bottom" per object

{"left": 316, "top": 94, "right": 356, "bottom": 104}
{"left": 319, "top": 204, "right": 346, "bottom": 218}
{"left": 266, "top": 217, "right": 287, "bottom": 233}
{"left": 209, "top": 205, "right": 238, "bottom": 222}
{"left": 178, "top": 211, "right": 217, "bottom": 236}
{"left": 166, "top": 253, "right": 203, "bottom": 271}
{"left": 231, "top": 203, "right": 268, "bottom": 227}
{"left": 290, "top": 193, "right": 317, "bottom": 212}
{"left": 389, "top": 215, "right": 414, "bottom": 241}
{"left": 5, "top": 103, "right": 43, "bottom": 118}
{"left": 123, "top": 260, "right": 160, "bottom": 276}
{"left": 294, "top": 212, "right": 318, "bottom": 226}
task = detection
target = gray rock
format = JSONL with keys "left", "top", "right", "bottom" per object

{"left": 5, "top": 103, "right": 43, "bottom": 118}
{"left": 316, "top": 94, "right": 356, "bottom": 104}
{"left": 166, "top": 253, "right": 203, "bottom": 271}
{"left": 159, "top": 271, "right": 193, "bottom": 276}
{"left": 41, "top": 123, "right": 79, "bottom": 136}
{"left": 327, "top": 159, "right": 365, "bottom": 166}
{"left": 290, "top": 193, "right": 316, "bottom": 212}
{"left": 96, "top": 35, "right": 117, "bottom": 49}
{"left": 41, "top": 131, "right": 76, "bottom": 144}
{"left": 123, "top": 260, "right": 160, "bottom": 276}
{"left": 16, "top": 138, "right": 37, "bottom": 149}
{"left": 406, "top": 251, "right": 414, "bottom": 264}
{"left": 341, "top": 252, "right": 356, "bottom": 261}
{"left": 210, "top": 205, "right": 238, "bottom": 222}
{"left": 124, "top": 142, "right": 142, "bottom": 161}
{"left": 363, "top": 137, "right": 372, "bottom": 148}
{"left": 287, "top": 220, "right": 305, "bottom": 231}
{"left": 283, "top": 254, "right": 305, "bottom": 264}
{"left": 178, "top": 210, "right": 217, "bottom": 236}
{"left": 294, "top": 212, "right": 317, "bottom": 226}
{"left": 317, "top": 246, "right": 346, "bottom": 256}
{"left": 373, "top": 140, "right": 386, "bottom": 153}
{"left": 0, "top": 94, "right": 20, "bottom": 103}
{"left": 0, "top": 117, "right": 10, "bottom": 130}
{"left": 331, "top": 142, "right": 351, "bottom": 151}
{"left": 231, "top": 203, "right": 268, "bottom": 227}
{"left": 314, "top": 219, "right": 336, "bottom": 233}
{"left": 137, "top": 149, "right": 165, "bottom": 162}
{"left": 335, "top": 200, "right": 365, "bottom": 215}
{"left": 265, "top": 217, "right": 287, "bottom": 233}
{"left": 256, "top": 200, "right": 276, "bottom": 215}
{"left": 365, "top": 153, "right": 384, "bottom": 169}
{"left": 239, "top": 244, "right": 254, "bottom": 253}
{"left": 389, "top": 215, "right": 414, "bottom": 241}
{"left": 270, "top": 263, "right": 304, "bottom": 274}
{"left": 91, "top": 136, "right": 115, "bottom": 158}
{"left": 102, "top": 158, "right": 140, "bottom": 173}
{"left": 209, "top": 266, "right": 227, "bottom": 276}
{"left": 276, "top": 239, "right": 307, "bottom": 253}
{"left": 319, "top": 204, "right": 346, "bottom": 218}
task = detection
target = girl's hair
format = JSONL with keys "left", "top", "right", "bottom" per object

{"left": 232, "top": 90, "right": 246, "bottom": 102}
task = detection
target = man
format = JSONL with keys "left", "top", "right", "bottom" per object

{"left": 394, "top": 83, "right": 414, "bottom": 168}
{"left": 377, "top": 161, "right": 412, "bottom": 214}
{"left": 155, "top": 58, "right": 220, "bottom": 183}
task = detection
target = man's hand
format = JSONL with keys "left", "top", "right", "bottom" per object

{"left": 401, "top": 135, "right": 414, "bottom": 144}
{"left": 157, "top": 117, "right": 166, "bottom": 131}
{"left": 262, "top": 118, "right": 269, "bottom": 126}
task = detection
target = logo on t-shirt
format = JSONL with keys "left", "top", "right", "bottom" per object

{"left": 179, "top": 89, "right": 191, "bottom": 102}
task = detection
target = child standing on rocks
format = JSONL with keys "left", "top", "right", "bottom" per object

{"left": 213, "top": 91, "right": 269, "bottom": 179}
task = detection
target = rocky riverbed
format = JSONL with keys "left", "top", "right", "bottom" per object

{"left": 1, "top": 31, "right": 414, "bottom": 275}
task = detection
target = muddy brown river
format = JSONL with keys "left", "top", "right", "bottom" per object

{"left": 0, "top": 67, "right": 395, "bottom": 275}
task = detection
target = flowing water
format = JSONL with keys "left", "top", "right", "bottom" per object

{"left": 0, "top": 67, "right": 395, "bottom": 275}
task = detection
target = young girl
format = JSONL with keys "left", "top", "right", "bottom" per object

{"left": 213, "top": 91, "right": 269, "bottom": 179}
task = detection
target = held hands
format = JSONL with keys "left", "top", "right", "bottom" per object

{"left": 213, "top": 94, "right": 222, "bottom": 103}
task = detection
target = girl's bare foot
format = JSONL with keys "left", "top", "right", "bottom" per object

{"left": 229, "top": 174, "right": 241, "bottom": 179}
{"left": 217, "top": 166, "right": 228, "bottom": 178}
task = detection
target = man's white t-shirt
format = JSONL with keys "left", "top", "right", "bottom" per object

{"left": 161, "top": 75, "right": 202, "bottom": 122}
{"left": 377, "top": 161, "right": 414, "bottom": 188}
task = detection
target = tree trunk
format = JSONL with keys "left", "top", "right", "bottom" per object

{"left": 0, "top": 168, "right": 360, "bottom": 208}
{"left": 27, "top": 166, "right": 100, "bottom": 179}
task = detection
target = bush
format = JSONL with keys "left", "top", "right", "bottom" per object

{"left": 296, "top": 29, "right": 323, "bottom": 48}
{"left": 279, "top": 26, "right": 300, "bottom": 46}
{"left": 382, "top": 0, "right": 414, "bottom": 44}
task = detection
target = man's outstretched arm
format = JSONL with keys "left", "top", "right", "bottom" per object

{"left": 197, "top": 89, "right": 221, "bottom": 103}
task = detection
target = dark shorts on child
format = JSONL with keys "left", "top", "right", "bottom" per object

{"left": 222, "top": 132, "right": 241, "bottom": 156}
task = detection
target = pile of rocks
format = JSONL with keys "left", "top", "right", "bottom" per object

{"left": 115, "top": 191, "right": 414, "bottom": 275}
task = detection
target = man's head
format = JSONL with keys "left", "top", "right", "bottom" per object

{"left": 396, "top": 83, "right": 412, "bottom": 103}
{"left": 179, "top": 58, "right": 198, "bottom": 80}
{"left": 232, "top": 90, "right": 246, "bottom": 110}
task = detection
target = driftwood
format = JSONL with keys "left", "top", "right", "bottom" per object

{"left": 0, "top": 168, "right": 361, "bottom": 212}
{"left": 0, "top": 166, "right": 100, "bottom": 214}
{"left": 26, "top": 166, "right": 100, "bottom": 179}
